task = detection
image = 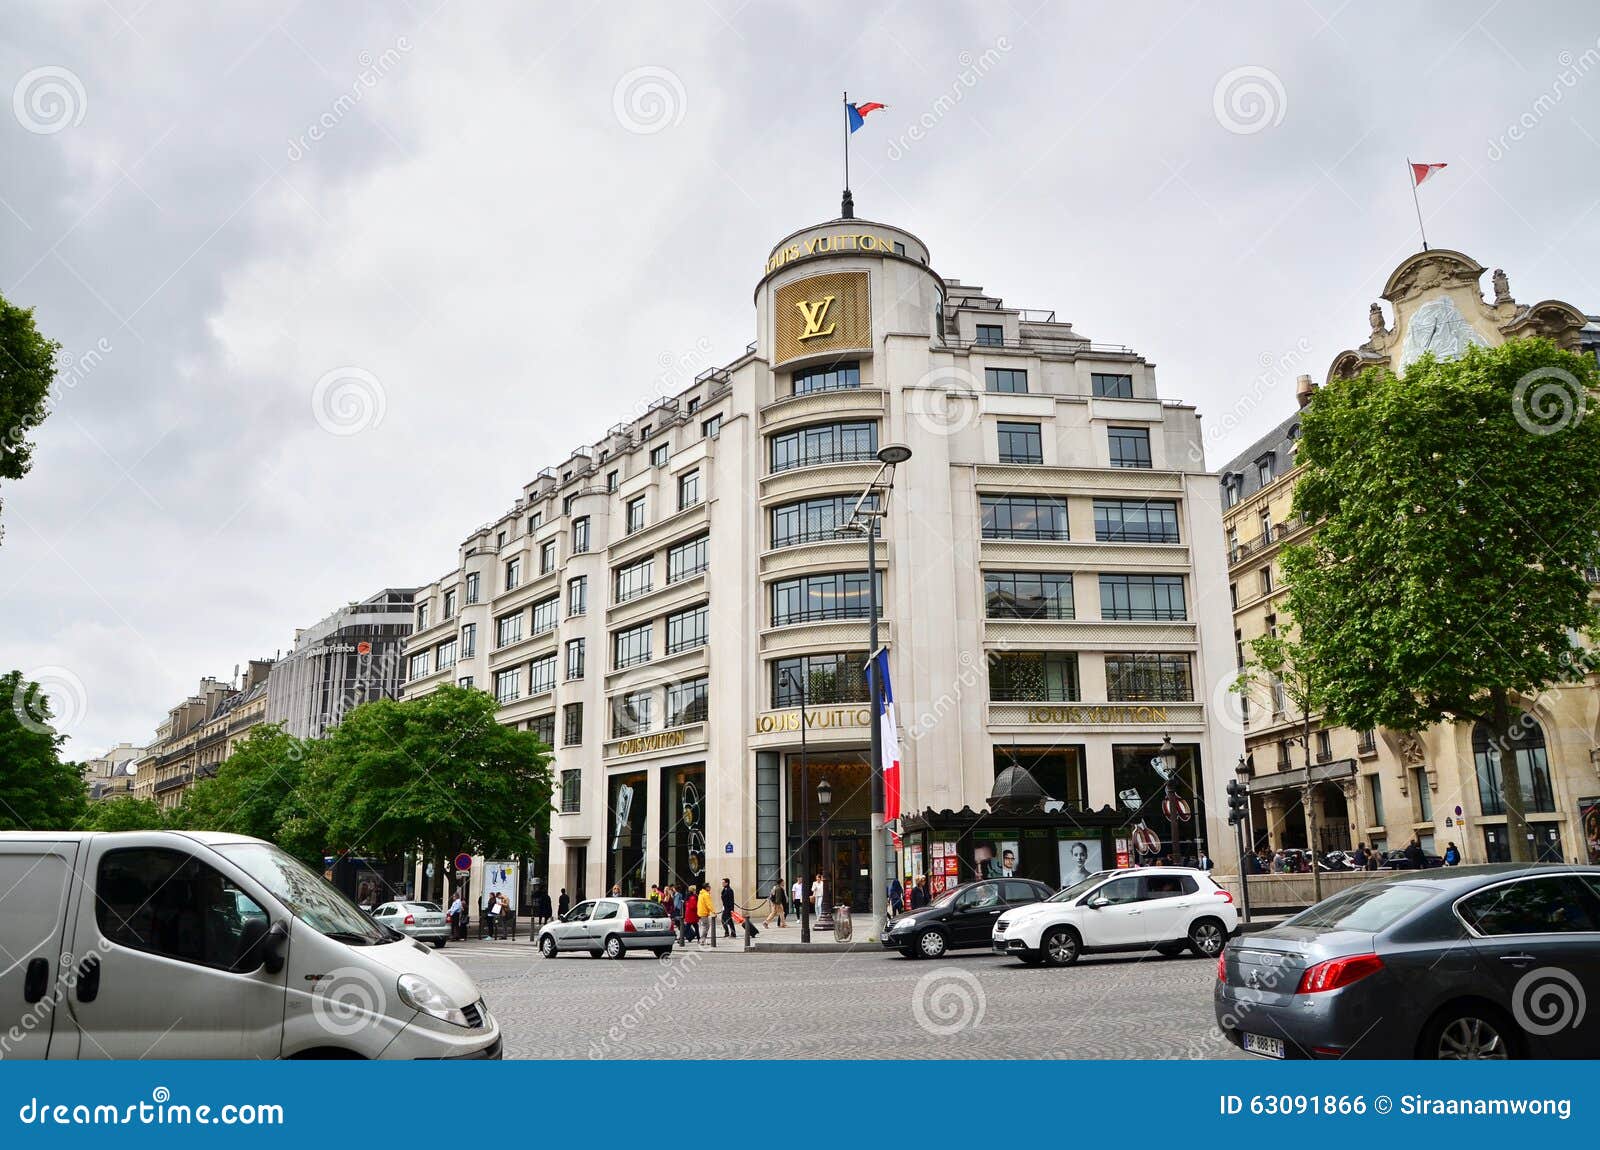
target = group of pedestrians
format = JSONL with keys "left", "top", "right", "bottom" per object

{"left": 647, "top": 878, "right": 736, "bottom": 947}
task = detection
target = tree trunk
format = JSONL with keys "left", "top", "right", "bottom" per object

{"left": 1487, "top": 687, "right": 1533, "bottom": 863}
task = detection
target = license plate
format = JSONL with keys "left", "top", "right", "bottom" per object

{"left": 992, "top": 942, "right": 1007, "bottom": 953}
{"left": 1242, "top": 1033, "right": 1285, "bottom": 1059}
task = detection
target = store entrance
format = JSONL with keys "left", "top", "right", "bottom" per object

{"left": 797, "top": 832, "right": 870, "bottom": 914}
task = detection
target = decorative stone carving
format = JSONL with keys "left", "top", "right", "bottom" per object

{"left": 1369, "top": 302, "right": 1385, "bottom": 334}
{"left": 1399, "top": 296, "right": 1489, "bottom": 367}
{"left": 1396, "top": 731, "right": 1426, "bottom": 766}
{"left": 1492, "top": 268, "right": 1511, "bottom": 305}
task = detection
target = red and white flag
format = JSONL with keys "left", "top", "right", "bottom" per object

{"left": 1410, "top": 162, "right": 1447, "bottom": 187}
{"left": 874, "top": 649, "right": 902, "bottom": 823}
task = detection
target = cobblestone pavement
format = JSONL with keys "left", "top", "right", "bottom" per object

{"left": 446, "top": 940, "right": 1249, "bottom": 1060}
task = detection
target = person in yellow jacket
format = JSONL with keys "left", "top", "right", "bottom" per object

{"left": 696, "top": 884, "right": 717, "bottom": 948}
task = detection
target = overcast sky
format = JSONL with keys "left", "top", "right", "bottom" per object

{"left": 5, "top": 0, "right": 1600, "bottom": 761}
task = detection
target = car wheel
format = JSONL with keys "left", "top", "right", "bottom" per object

{"left": 1155, "top": 942, "right": 1186, "bottom": 957}
{"left": 1042, "top": 926, "right": 1080, "bottom": 967}
{"left": 538, "top": 935, "right": 558, "bottom": 959}
{"left": 588, "top": 948, "right": 604, "bottom": 958}
{"left": 916, "top": 929, "right": 948, "bottom": 959}
{"left": 1423, "top": 1004, "right": 1518, "bottom": 1060}
{"left": 1188, "top": 918, "right": 1227, "bottom": 958}
{"left": 603, "top": 935, "right": 625, "bottom": 959}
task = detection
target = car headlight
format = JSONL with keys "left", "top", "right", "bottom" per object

{"left": 397, "top": 973, "right": 472, "bottom": 1027}
{"left": 890, "top": 916, "right": 918, "bottom": 933}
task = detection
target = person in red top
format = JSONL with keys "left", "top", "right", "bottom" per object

{"left": 682, "top": 883, "right": 700, "bottom": 946}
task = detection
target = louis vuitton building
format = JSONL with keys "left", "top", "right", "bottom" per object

{"left": 400, "top": 214, "right": 1241, "bottom": 911}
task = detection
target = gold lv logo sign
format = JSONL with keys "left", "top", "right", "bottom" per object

{"left": 795, "top": 296, "right": 837, "bottom": 341}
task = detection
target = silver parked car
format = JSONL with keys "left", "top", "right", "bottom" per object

{"left": 538, "top": 897, "right": 675, "bottom": 959}
{"left": 372, "top": 900, "right": 449, "bottom": 947}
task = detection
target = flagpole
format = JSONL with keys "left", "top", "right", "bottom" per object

{"left": 842, "top": 91, "right": 853, "bottom": 219}
{"left": 1407, "top": 157, "right": 1429, "bottom": 252}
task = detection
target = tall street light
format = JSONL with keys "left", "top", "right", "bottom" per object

{"left": 815, "top": 776, "right": 834, "bottom": 931}
{"left": 1158, "top": 733, "right": 1180, "bottom": 866}
{"left": 782, "top": 667, "right": 813, "bottom": 945}
{"left": 843, "top": 442, "right": 911, "bottom": 939}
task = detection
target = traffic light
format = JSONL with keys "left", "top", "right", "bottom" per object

{"left": 1226, "top": 779, "right": 1248, "bottom": 827}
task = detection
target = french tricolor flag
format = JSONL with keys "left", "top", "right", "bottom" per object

{"left": 875, "top": 649, "right": 902, "bottom": 823}
{"left": 847, "top": 101, "right": 887, "bottom": 133}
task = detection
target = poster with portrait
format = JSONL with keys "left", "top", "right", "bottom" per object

{"left": 1058, "top": 837, "right": 1103, "bottom": 886}
{"left": 484, "top": 860, "right": 518, "bottom": 909}
{"left": 1582, "top": 798, "right": 1600, "bottom": 865}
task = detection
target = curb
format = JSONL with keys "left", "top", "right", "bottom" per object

{"left": 739, "top": 941, "right": 883, "bottom": 953}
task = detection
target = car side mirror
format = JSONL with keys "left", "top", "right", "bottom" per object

{"left": 232, "top": 917, "right": 272, "bottom": 973}
{"left": 1088, "top": 897, "right": 1109, "bottom": 910}
{"left": 261, "top": 921, "right": 289, "bottom": 974}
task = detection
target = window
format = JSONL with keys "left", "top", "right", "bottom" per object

{"left": 1098, "top": 574, "right": 1186, "bottom": 620}
{"left": 562, "top": 493, "right": 577, "bottom": 516}
{"left": 988, "top": 652, "right": 1080, "bottom": 702}
{"left": 458, "top": 675, "right": 474, "bottom": 689}
{"left": 504, "top": 556, "right": 522, "bottom": 591}
{"left": 1260, "top": 565, "right": 1274, "bottom": 595}
{"left": 1257, "top": 456, "right": 1274, "bottom": 486}
{"left": 563, "top": 704, "right": 583, "bottom": 748}
{"left": 1368, "top": 775, "right": 1385, "bottom": 825}
{"left": 678, "top": 469, "right": 701, "bottom": 511}
{"left": 572, "top": 517, "right": 590, "bottom": 554}
{"left": 1316, "top": 730, "right": 1332, "bottom": 761}
{"left": 540, "top": 539, "right": 557, "bottom": 574}
{"left": 984, "top": 571, "right": 1073, "bottom": 619}
{"left": 792, "top": 360, "right": 860, "bottom": 396}
{"left": 626, "top": 496, "right": 646, "bottom": 534}
{"left": 435, "top": 638, "right": 457, "bottom": 670}
{"left": 613, "top": 690, "right": 653, "bottom": 736}
{"left": 1107, "top": 426, "right": 1152, "bottom": 468}
{"left": 560, "top": 768, "right": 581, "bottom": 811}
{"left": 985, "top": 367, "right": 1028, "bottom": 394}
{"left": 1411, "top": 768, "right": 1432, "bottom": 820}
{"left": 566, "top": 638, "right": 586, "bottom": 681}
{"left": 1271, "top": 677, "right": 1288, "bottom": 715}
{"left": 496, "top": 531, "right": 506, "bottom": 548}
{"left": 1104, "top": 654, "right": 1193, "bottom": 702}
{"left": 532, "top": 594, "right": 558, "bottom": 635}
{"left": 769, "top": 420, "right": 877, "bottom": 472}
{"left": 527, "top": 514, "right": 540, "bottom": 534}
{"left": 614, "top": 557, "right": 653, "bottom": 602}
{"left": 976, "top": 323, "right": 1004, "bottom": 347}
{"left": 494, "top": 668, "right": 520, "bottom": 703}
{"left": 770, "top": 493, "right": 875, "bottom": 548}
{"left": 416, "top": 602, "right": 430, "bottom": 630}
{"left": 567, "top": 575, "right": 588, "bottom": 617}
{"left": 528, "top": 653, "right": 557, "bottom": 696}
{"left": 95, "top": 848, "right": 268, "bottom": 971}
{"left": 1229, "top": 583, "right": 1239, "bottom": 610}
{"left": 607, "top": 470, "right": 619, "bottom": 492}
{"left": 530, "top": 712, "right": 555, "bottom": 746}
{"left": 408, "top": 651, "right": 431, "bottom": 681}
{"left": 495, "top": 611, "right": 523, "bottom": 648}
{"left": 1259, "top": 507, "right": 1273, "bottom": 540}
{"left": 997, "top": 420, "right": 1043, "bottom": 464}
{"left": 701, "top": 414, "right": 722, "bottom": 439}
{"left": 1091, "top": 373, "right": 1134, "bottom": 398}
{"left": 666, "top": 603, "right": 709, "bottom": 654}
{"left": 460, "top": 622, "right": 477, "bottom": 658}
{"left": 442, "top": 588, "right": 457, "bottom": 620}
{"left": 1224, "top": 479, "right": 1241, "bottom": 508}
{"left": 686, "top": 396, "right": 700, "bottom": 413}
{"left": 980, "top": 494, "right": 1069, "bottom": 540}
{"left": 1093, "top": 499, "right": 1179, "bottom": 543}
{"left": 650, "top": 443, "right": 669, "bottom": 468}
{"left": 666, "top": 676, "right": 709, "bottom": 726}
{"left": 1473, "top": 717, "right": 1556, "bottom": 815}
{"left": 1358, "top": 729, "right": 1377, "bottom": 754}
{"left": 771, "top": 652, "right": 869, "bottom": 707}
{"left": 1458, "top": 877, "right": 1600, "bottom": 935}
{"left": 613, "top": 623, "right": 652, "bottom": 669}
{"left": 771, "top": 571, "right": 881, "bottom": 625}
{"left": 668, "top": 534, "right": 709, "bottom": 582}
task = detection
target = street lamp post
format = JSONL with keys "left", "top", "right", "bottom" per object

{"left": 1158, "top": 733, "right": 1180, "bottom": 866}
{"left": 1234, "top": 755, "right": 1254, "bottom": 924}
{"left": 783, "top": 668, "right": 813, "bottom": 945}
{"left": 815, "top": 777, "right": 834, "bottom": 931}
{"left": 844, "top": 443, "right": 912, "bottom": 941}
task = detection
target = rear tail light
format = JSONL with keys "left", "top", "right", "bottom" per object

{"left": 623, "top": 918, "right": 636, "bottom": 933}
{"left": 1217, "top": 955, "right": 1227, "bottom": 983}
{"left": 403, "top": 914, "right": 415, "bottom": 925}
{"left": 1296, "top": 953, "right": 1383, "bottom": 994}
{"left": 1214, "top": 889, "right": 1235, "bottom": 903}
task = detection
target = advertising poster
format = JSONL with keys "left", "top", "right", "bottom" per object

{"left": 943, "top": 856, "right": 958, "bottom": 876}
{"left": 910, "top": 843, "right": 924, "bottom": 881}
{"left": 1115, "top": 838, "right": 1132, "bottom": 869}
{"left": 484, "top": 859, "right": 518, "bottom": 908}
{"left": 1058, "top": 837, "right": 1103, "bottom": 885}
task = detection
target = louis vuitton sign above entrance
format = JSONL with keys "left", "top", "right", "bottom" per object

{"left": 773, "top": 271, "right": 871, "bottom": 365}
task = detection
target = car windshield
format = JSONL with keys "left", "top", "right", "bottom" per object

{"left": 929, "top": 885, "right": 966, "bottom": 908}
{"left": 1047, "top": 872, "right": 1113, "bottom": 903}
{"left": 215, "top": 842, "right": 391, "bottom": 944}
{"left": 1286, "top": 883, "right": 1437, "bottom": 932}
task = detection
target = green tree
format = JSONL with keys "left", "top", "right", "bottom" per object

{"left": 0, "top": 294, "right": 62, "bottom": 541}
{"left": 1282, "top": 339, "right": 1600, "bottom": 861}
{"left": 172, "top": 725, "right": 327, "bottom": 864}
{"left": 313, "top": 686, "right": 552, "bottom": 900}
{"left": 82, "top": 796, "right": 167, "bottom": 831}
{"left": 0, "top": 670, "right": 89, "bottom": 830}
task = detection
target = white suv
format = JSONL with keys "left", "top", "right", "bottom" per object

{"left": 992, "top": 867, "right": 1237, "bottom": 966}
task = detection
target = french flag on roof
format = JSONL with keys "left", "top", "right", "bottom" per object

{"left": 847, "top": 101, "right": 887, "bottom": 133}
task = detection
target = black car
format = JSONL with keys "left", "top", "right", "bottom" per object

{"left": 1216, "top": 864, "right": 1600, "bottom": 1059}
{"left": 1379, "top": 849, "right": 1445, "bottom": 870}
{"left": 882, "top": 877, "right": 1054, "bottom": 959}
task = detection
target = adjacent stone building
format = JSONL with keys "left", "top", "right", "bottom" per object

{"left": 265, "top": 588, "right": 417, "bottom": 741}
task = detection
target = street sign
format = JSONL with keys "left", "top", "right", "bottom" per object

{"left": 724, "top": 841, "right": 733, "bottom": 854}
{"left": 1162, "top": 794, "right": 1193, "bottom": 823}
{"left": 453, "top": 853, "right": 472, "bottom": 872}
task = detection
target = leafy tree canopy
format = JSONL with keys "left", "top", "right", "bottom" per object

{"left": 82, "top": 795, "right": 167, "bottom": 831}
{"left": 171, "top": 724, "right": 326, "bottom": 865}
{"left": 0, "top": 669, "right": 89, "bottom": 831}
{"left": 0, "top": 293, "right": 61, "bottom": 540}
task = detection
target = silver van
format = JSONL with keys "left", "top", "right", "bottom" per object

{"left": 0, "top": 830, "right": 501, "bottom": 1059}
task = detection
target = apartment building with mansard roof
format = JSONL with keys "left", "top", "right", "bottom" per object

{"left": 402, "top": 214, "right": 1241, "bottom": 909}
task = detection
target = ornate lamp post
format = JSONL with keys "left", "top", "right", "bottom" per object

{"left": 815, "top": 777, "right": 834, "bottom": 931}
{"left": 783, "top": 668, "right": 813, "bottom": 944}
{"left": 1158, "top": 733, "right": 1180, "bottom": 865}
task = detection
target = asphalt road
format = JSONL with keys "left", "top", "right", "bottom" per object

{"left": 444, "top": 938, "right": 1248, "bottom": 1059}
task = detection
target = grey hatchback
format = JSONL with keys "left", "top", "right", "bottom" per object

{"left": 1215, "top": 864, "right": 1600, "bottom": 1059}
{"left": 537, "top": 897, "right": 675, "bottom": 959}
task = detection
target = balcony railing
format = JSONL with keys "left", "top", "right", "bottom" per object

{"left": 982, "top": 527, "right": 1071, "bottom": 542}
{"left": 771, "top": 604, "right": 879, "bottom": 626}
{"left": 770, "top": 446, "right": 880, "bottom": 474}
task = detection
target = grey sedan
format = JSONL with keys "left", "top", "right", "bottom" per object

{"left": 1215, "top": 864, "right": 1600, "bottom": 1059}
{"left": 372, "top": 900, "right": 450, "bottom": 947}
{"left": 537, "top": 897, "right": 675, "bottom": 958}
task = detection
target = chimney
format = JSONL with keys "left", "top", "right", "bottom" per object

{"left": 1295, "top": 374, "right": 1316, "bottom": 409}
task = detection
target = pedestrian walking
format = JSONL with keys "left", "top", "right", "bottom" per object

{"left": 762, "top": 883, "right": 785, "bottom": 927}
{"left": 791, "top": 876, "right": 804, "bottom": 919}
{"left": 558, "top": 888, "right": 570, "bottom": 918}
{"left": 1351, "top": 842, "right": 1369, "bottom": 871}
{"left": 812, "top": 872, "right": 826, "bottom": 918}
{"left": 447, "top": 892, "right": 465, "bottom": 940}
{"left": 1443, "top": 841, "right": 1461, "bottom": 866}
{"left": 1404, "top": 837, "right": 1425, "bottom": 869}
{"left": 888, "top": 876, "right": 904, "bottom": 917}
{"left": 910, "top": 875, "right": 929, "bottom": 909}
{"left": 697, "top": 883, "right": 716, "bottom": 947}
{"left": 720, "top": 878, "right": 736, "bottom": 938}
